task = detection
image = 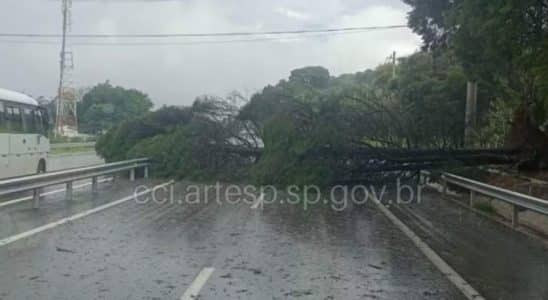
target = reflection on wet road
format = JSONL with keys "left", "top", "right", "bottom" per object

{"left": 0, "top": 181, "right": 466, "bottom": 300}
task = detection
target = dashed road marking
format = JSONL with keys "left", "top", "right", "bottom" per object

{"left": 0, "top": 177, "right": 112, "bottom": 208}
{"left": 251, "top": 193, "right": 264, "bottom": 209}
{"left": 0, "top": 181, "right": 174, "bottom": 247}
{"left": 180, "top": 267, "right": 215, "bottom": 300}
{"left": 372, "top": 197, "right": 485, "bottom": 300}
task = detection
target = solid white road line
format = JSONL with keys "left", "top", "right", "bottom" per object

{"left": 251, "top": 193, "right": 264, "bottom": 209}
{"left": 180, "top": 267, "right": 215, "bottom": 300}
{"left": 0, "top": 180, "right": 174, "bottom": 248}
{"left": 373, "top": 198, "right": 485, "bottom": 300}
{"left": 0, "top": 178, "right": 112, "bottom": 208}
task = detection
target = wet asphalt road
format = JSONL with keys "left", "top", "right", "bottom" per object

{"left": 0, "top": 181, "right": 466, "bottom": 300}
{"left": 386, "top": 189, "right": 548, "bottom": 299}
{"left": 2, "top": 172, "right": 548, "bottom": 299}
{"left": 48, "top": 152, "right": 104, "bottom": 171}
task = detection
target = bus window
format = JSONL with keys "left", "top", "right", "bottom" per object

{"left": 40, "top": 108, "right": 50, "bottom": 133}
{"left": 23, "top": 107, "right": 36, "bottom": 133}
{"left": 5, "top": 105, "right": 23, "bottom": 133}
{"left": 34, "top": 109, "right": 48, "bottom": 135}
{"left": 0, "top": 102, "right": 5, "bottom": 133}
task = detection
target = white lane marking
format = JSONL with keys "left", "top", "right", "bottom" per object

{"left": 0, "top": 178, "right": 112, "bottom": 208}
{"left": 372, "top": 197, "right": 485, "bottom": 300}
{"left": 0, "top": 180, "right": 174, "bottom": 247}
{"left": 251, "top": 193, "right": 264, "bottom": 209}
{"left": 180, "top": 267, "right": 215, "bottom": 300}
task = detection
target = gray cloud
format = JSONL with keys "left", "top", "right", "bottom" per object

{"left": 0, "top": 0, "right": 420, "bottom": 107}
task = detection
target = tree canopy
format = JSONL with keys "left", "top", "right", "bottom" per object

{"left": 78, "top": 81, "right": 153, "bottom": 134}
{"left": 97, "top": 59, "right": 493, "bottom": 185}
{"left": 405, "top": 0, "right": 548, "bottom": 149}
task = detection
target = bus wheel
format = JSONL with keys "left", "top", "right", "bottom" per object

{"left": 37, "top": 160, "right": 46, "bottom": 174}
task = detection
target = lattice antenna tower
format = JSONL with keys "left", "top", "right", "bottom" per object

{"left": 55, "top": 0, "right": 78, "bottom": 137}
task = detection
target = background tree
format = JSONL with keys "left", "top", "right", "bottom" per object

{"left": 403, "top": 0, "right": 462, "bottom": 51}
{"left": 404, "top": 0, "right": 548, "bottom": 166}
{"left": 78, "top": 81, "right": 153, "bottom": 134}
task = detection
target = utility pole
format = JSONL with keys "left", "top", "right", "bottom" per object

{"left": 55, "top": 0, "right": 78, "bottom": 137}
{"left": 464, "top": 81, "right": 478, "bottom": 146}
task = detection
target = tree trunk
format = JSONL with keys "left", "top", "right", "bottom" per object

{"left": 507, "top": 105, "right": 548, "bottom": 170}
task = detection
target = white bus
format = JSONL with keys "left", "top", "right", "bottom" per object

{"left": 0, "top": 88, "right": 50, "bottom": 179}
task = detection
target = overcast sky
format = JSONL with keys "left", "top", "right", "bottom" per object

{"left": 0, "top": 0, "right": 421, "bottom": 107}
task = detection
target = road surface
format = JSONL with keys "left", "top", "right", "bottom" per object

{"left": 386, "top": 189, "right": 548, "bottom": 299}
{"left": 0, "top": 179, "right": 547, "bottom": 299}
{"left": 48, "top": 152, "right": 104, "bottom": 171}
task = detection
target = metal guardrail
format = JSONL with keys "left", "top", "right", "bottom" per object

{"left": 482, "top": 167, "right": 548, "bottom": 186}
{"left": 50, "top": 142, "right": 96, "bottom": 149}
{"left": 481, "top": 167, "right": 548, "bottom": 197}
{"left": 0, "top": 158, "right": 150, "bottom": 208}
{"left": 421, "top": 170, "right": 548, "bottom": 228}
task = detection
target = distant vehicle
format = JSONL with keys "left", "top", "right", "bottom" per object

{"left": 0, "top": 88, "right": 50, "bottom": 179}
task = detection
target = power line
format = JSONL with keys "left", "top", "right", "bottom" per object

{"left": 0, "top": 29, "right": 393, "bottom": 46}
{"left": 0, "top": 25, "right": 407, "bottom": 39}
{"left": 65, "top": 0, "right": 188, "bottom": 2}
{"left": 47, "top": 0, "right": 188, "bottom": 2}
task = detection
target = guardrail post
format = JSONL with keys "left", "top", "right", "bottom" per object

{"left": 528, "top": 183, "right": 533, "bottom": 196}
{"left": 33, "top": 188, "right": 41, "bottom": 208}
{"left": 66, "top": 182, "right": 73, "bottom": 200}
{"left": 144, "top": 166, "right": 149, "bottom": 179}
{"left": 129, "top": 168, "right": 136, "bottom": 181}
{"left": 92, "top": 176, "right": 98, "bottom": 193}
{"left": 512, "top": 204, "right": 520, "bottom": 228}
{"left": 469, "top": 190, "right": 476, "bottom": 207}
